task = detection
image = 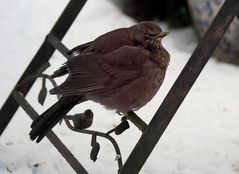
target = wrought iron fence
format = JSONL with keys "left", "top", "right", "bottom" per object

{"left": 0, "top": 0, "right": 239, "bottom": 173}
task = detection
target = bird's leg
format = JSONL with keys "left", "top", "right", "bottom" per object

{"left": 124, "top": 111, "right": 147, "bottom": 133}
{"left": 107, "top": 111, "right": 148, "bottom": 135}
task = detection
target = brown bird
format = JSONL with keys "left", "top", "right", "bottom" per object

{"left": 30, "top": 21, "right": 170, "bottom": 143}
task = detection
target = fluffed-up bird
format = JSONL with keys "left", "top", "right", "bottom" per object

{"left": 30, "top": 21, "right": 170, "bottom": 143}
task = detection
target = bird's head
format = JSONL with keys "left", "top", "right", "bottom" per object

{"left": 129, "top": 21, "right": 169, "bottom": 52}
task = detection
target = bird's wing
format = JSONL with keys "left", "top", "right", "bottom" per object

{"left": 50, "top": 46, "right": 150, "bottom": 96}
{"left": 51, "top": 41, "right": 93, "bottom": 78}
{"left": 68, "top": 41, "right": 93, "bottom": 55}
{"left": 99, "top": 46, "right": 150, "bottom": 89}
{"left": 50, "top": 64, "right": 68, "bottom": 78}
{"left": 50, "top": 52, "right": 108, "bottom": 95}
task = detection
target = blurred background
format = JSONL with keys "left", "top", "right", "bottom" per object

{"left": 117, "top": 0, "right": 239, "bottom": 64}
{"left": 0, "top": 0, "right": 239, "bottom": 174}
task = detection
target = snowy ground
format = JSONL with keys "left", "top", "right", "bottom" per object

{"left": 0, "top": 0, "right": 239, "bottom": 174}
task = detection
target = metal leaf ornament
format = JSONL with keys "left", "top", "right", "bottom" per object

{"left": 38, "top": 77, "right": 47, "bottom": 105}
{"left": 90, "top": 134, "right": 100, "bottom": 162}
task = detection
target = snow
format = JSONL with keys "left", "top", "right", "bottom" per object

{"left": 0, "top": 0, "right": 239, "bottom": 173}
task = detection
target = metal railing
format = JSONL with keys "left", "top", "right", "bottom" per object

{"left": 0, "top": 0, "right": 239, "bottom": 173}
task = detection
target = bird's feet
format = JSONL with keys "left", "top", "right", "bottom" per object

{"left": 123, "top": 111, "right": 147, "bottom": 133}
{"left": 107, "top": 111, "right": 148, "bottom": 135}
{"left": 107, "top": 116, "right": 130, "bottom": 135}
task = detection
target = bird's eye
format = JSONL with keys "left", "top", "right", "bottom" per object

{"left": 144, "top": 31, "right": 156, "bottom": 39}
{"left": 143, "top": 31, "right": 150, "bottom": 38}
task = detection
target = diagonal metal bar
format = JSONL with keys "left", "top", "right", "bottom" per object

{"left": 119, "top": 0, "right": 239, "bottom": 173}
{"left": 47, "top": 33, "right": 71, "bottom": 59}
{"left": 13, "top": 91, "right": 88, "bottom": 174}
{"left": 0, "top": 0, "right": 87, "bottom": 136}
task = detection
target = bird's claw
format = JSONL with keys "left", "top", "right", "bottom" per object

{"left": 124, "top": 111, "right": 147, "bottom": 133}
{"left": 107, "top": 117, "right": 130, "bottom": 135}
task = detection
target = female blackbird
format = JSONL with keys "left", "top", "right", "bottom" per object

{"left": 30, "top": 22, "right": 170, "bottom": 143}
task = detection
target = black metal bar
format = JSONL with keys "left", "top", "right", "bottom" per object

{"left": 13, "top": 91, "right": 88, "bottom": 174}
{"left": 0, "top": 0, "right": 87, "bottom": 136}
{"left": 47, "top": 33, "right": 71, "bottom": 59}
{"left": 119, "top": 0, "right": 239, "bottom": 173}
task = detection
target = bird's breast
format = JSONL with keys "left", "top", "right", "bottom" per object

{"left": 87, "top": 62, "right": 166, "bottom": 113}
{"left": 139, "top": 63, "right": 165, "bottom": 104}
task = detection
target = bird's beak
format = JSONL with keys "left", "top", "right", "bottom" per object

{"left": 153, "top": 31, "right": 169, "bottom": 39}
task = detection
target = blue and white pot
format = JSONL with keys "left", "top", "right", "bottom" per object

{"left": 187, "top": 0, "right": 239, "bottom": 64}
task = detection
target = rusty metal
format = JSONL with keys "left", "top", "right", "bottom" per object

{"left": 119, "top": 0, "right": 239, "bottom": 173}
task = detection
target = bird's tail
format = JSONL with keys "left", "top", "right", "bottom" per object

{"left": 29, "top": 96, "right": 81, "bottom": 143}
